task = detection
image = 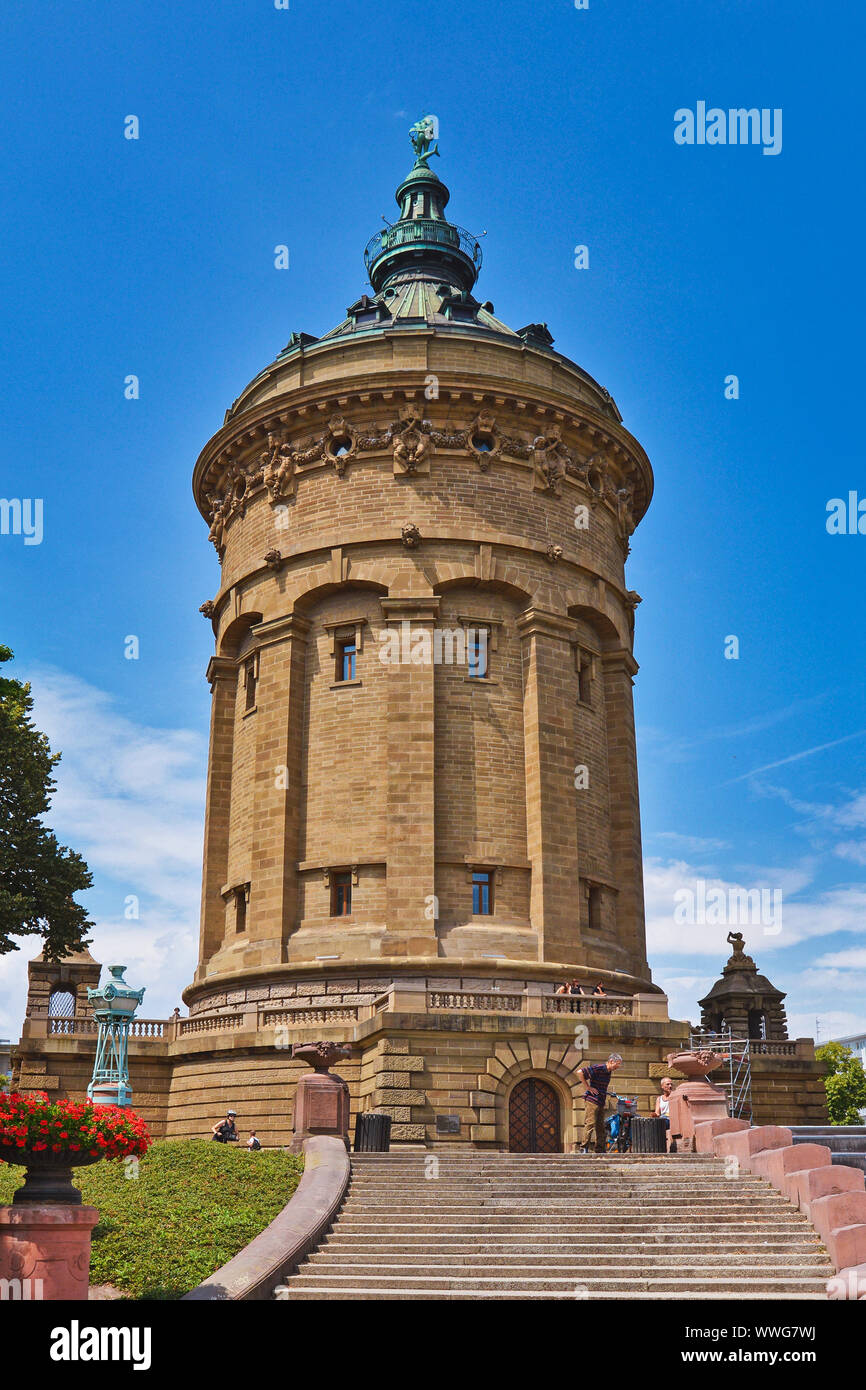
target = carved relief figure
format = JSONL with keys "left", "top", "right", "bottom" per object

{"left": 532, "top": 432, "right": 566, "bottom": 493}
{"left": 393, "top": 420, "right": 433, "bottom": 473}
{"left": 262, "top": 432, "right": 295, "bottom": 502}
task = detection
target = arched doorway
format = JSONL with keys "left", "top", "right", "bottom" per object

{"left": 508, "top": 1077, "right": 562, "bottom": 1152}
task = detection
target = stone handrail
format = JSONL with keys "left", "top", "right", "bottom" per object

{"left": 427, "top": 990, "right": 523, "bottom": 1012}
{"left": 183, "top": 1135, "right": 350, "bottom": 1301}
{"left": 179, "top": 1012, "right": 245, "bottom": 1035}
{"left": 751, "top": 1041, "right": 798, "bottom": 1056}
{"left": 261, "top": 1006, "right": 359, "bottom": 1027}
{"left": 543, "top": 995, "right": 633, "bottom": 1016}
{"left": 48, "top": 1017, "right": 97, "bottom": 1035}
{"left": 48, "top": 1017, "right": 167, "bottom": 1038}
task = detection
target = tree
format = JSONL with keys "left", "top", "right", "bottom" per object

{"left": 816, "top": 1041, "right": 866, "bottom": 1125}
{"left": 0, "top": 645, "right": 92, "bottom": 958}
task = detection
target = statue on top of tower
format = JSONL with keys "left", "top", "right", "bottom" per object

{"left": 409, "top": 114, "right": 440, "bottom": 167}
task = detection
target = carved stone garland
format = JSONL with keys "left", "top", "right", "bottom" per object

{"left": 202, "top": 408, "right": 639, "bottom": 557}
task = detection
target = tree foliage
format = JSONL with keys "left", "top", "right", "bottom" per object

{"left": 0, "top": 645, "right": 92, "bottom": 958}
{"left": 816, "top": 1041, "right": 866, "bottom": 1125}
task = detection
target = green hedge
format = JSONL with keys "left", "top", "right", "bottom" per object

{"left": 0, "top": 1138, "right": 303, "bottom": 1299}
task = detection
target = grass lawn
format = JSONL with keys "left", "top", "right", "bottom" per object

{"left": 0, "top": 1139, "right": 304, "bottom": 1299}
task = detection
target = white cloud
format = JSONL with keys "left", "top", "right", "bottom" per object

{"left": 653, "top": 832, "right": 731, "bottom": 854}
{"left": 814, "top": 947, "right": 866, "bottom": 970}
{"left": 0, "top": 669, "right": 206, "bottom": 1038}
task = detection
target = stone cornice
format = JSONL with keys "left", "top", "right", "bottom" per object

{"left": 380, "top": 595, "right": 441, "bottom": 622}
{"left": 192, "top": 371, "right": 653, "bottom": 527}
{"left": 516, "top": 608, "right": 581, "bottom": 643}
{"left": 249, "top": 612, "right": 312, "bottom": 649}
{"left": 203, "top": 536, "right": 639, "bottom": 655}
{"left": 205, "top": 655, "right": 239, "bottom": 689}
{"left": 600, "top": 648, "right": 640, "bottom": 678}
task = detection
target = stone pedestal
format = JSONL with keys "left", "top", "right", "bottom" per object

{"left": 0, "top": 1204, "right": 99, "bottom": 1300}
{"left": 666, "top": 1049, "right": 730, "bottom": 1152}
{"left": 290, "top": 1041, "right": 351, "bottom": 1153}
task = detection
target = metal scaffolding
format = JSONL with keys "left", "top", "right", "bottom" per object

{"left": 689, "top": 1027, "right": 753, "bottom": 1122}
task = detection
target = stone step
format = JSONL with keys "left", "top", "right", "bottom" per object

{"left": 830, "top": 1153, "right": 866, "bottom": 1172}
{"left": 349, "top": 1160, "right": 717, "bottom": 1169}
{"left": 307, "top": 1253, "right": 832, "bottom": 1271}
{"left": 278, "top": 1148, "right": 831, "bottom": 1301}
{"left": 790, "top": 1126, "right": 866, "bottom": 1136}
{"left": 279, "top": 1273, "right": 831, "bottom": 1293}
{"left": 322, "top": 1245, "right": 822, "bottom": 1256}
{"left": 333, "top": 1224, "right": 815, "bottom": 1237}
{"left": 277, "top": 1287, "right": 829, "bottom": 1301}
{"left": 347, "top": 1186, "right": 782, "bottom": 1196}
{"left": 347, "top": 1188, "right": 775, "bottom": 1200}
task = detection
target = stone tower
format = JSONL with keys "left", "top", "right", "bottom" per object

{"left": 14, "top": 126, "right": 829, "bottom": 1144}
{"left": 189, "top": 124, "right": 655, "bottom": 1015}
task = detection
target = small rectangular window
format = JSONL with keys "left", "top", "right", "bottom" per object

{"left": 467, "top": 629, "right": 489, "bottom": 679}
{"left": 336, "top": 638, "right": 357, "bottom": 682}
{"left": 331, "top": 872, "right": 352, "bottom": 917}
{"left": 472, "top": 870, "right": 492, "bottom": 915}
{"left": 235, "top": 887, "right": 247, "bottom": 934}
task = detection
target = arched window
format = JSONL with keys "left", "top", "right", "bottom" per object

{"left": 48, "top": 989, "right": 76, "bottom": 1018}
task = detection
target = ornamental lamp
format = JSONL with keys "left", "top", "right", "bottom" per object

{"left": 86, "top": 964, "right": 145, "bottom": 1108}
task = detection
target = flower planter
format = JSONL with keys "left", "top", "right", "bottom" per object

{"left": 0, "top": 1141, "right": 103, "bottom": 1205}
{"left": 0, "top": 1091, "right": 151, "bottom": 1299}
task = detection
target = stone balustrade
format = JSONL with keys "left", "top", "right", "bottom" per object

{"left": 261, "top": 1006, "right": 359, "bottom": 1028}
{"left": 427, "top": 990, "right": 523, "bottom": 1012}
{"left": 38, "top": 987, "right": 666, "bottom": 1050}
{"left": 543, "top": 995, "right": 633, "bottom": 1016}
{"left": 178, "top": 1012, "right": 245, "bottom": 1035}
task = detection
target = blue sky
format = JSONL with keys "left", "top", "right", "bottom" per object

{"left": 1, "top": 0, "right": 864, "bottom": 1042}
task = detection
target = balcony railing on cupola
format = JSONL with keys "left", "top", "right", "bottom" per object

{"left": 364, "top": 218, "right": 483, "bottom": 293}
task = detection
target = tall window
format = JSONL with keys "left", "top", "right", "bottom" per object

{"left": 235, "top": 887, "right": 247, "bottom": 934}
{"left": 587, "top": 884, "right": 602, "bottom": 932}
{"left": 472, "top": 870, "right": 493, "bottom": 915}
{"left": 244, "top": 658, "right": 257, "bottom": 711}
{"left": 467, "top": 629, "right": 489, "bottom": 679}
{"left": 48, "top": 989, "right": 76, "bottom": 1018}
{"left": 577, "top": 648, "right": 593, "bottom": 705}
{"left": 331, "top": 872, "right": 352, "bottom": 917}
{"left": 337, "top": 637, "right": 357, "bottom": 682}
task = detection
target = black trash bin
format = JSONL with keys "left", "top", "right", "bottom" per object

{"left": 354, "top": 1111, "right": 392, "bottom": 1152}
{"left": 629, "top": 1115, "right": 668, "bottom": 1153}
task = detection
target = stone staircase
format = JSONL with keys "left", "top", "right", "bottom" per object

{"left": 276, "top": 1151, "right": 832, "bottom": 1300}
{"left": 790, "top": 1125, "right": 866, "bottom": 1175}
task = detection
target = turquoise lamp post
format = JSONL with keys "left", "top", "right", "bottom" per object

{"left": 86, "top": 965, "right": 145, "bottom": 1107}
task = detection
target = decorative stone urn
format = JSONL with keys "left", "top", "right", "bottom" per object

{"left": 290, "top": 1042, "right": 352, "bottom": 1153}
{"left": 665, "top": 1049, "right": 731, "bottom": 1152}
{"left": 0, "top": 1141, "right": 103, "bottom": 1206}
